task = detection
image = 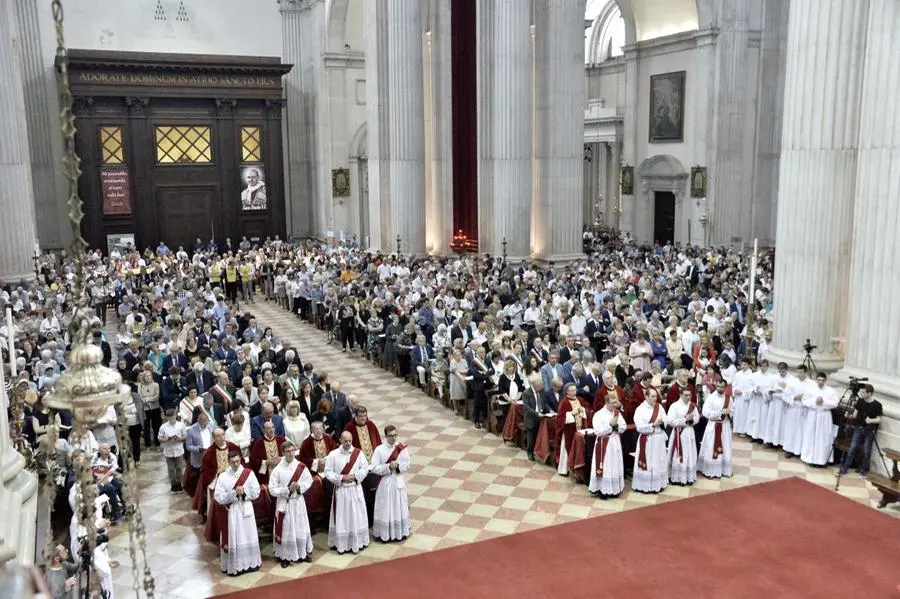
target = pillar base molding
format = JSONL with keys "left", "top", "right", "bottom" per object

{"left": 762, "top": 346, "right": 844, "bottom": 373}
{"left": 0, "top": 449, "right": 38, "bottom": 566}
{"left": 531, "top": 252, "right": 586, "bottom": 267}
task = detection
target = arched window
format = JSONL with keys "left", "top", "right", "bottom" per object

{"left": 585, "top": 0, "right": 626, "bottom": 65}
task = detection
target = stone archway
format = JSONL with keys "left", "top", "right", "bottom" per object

{"left": 635, "top": 154, "right": 689, "bottom": 244}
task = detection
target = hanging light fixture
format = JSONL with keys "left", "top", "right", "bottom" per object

{"left": 40, "top": 1, "right": 156, "bottom": 597}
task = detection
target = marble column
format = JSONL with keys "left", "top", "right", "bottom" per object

{"left": 838, "top": 0, "right": 900, "bottom": 416}
{"left": 427, "top": 0, "right": 453, "bottom": 255}
{"left": 610, "top": 139, "right": 621, "bottom": 229}
{"left": 279, "top": 0, "right": 315, "bottom": 239}
{"left": 620, "top": 46, "right": 638, "bottom": 238}
{"left": 14, "top": 0, "right": 66, "bottom": 250}
{"left": 364, "top": 0, "right": 388, "bottom": 251}
{"left": 766, "top": 0, "right": 869, "bottom": 370}
{"left": 0, "top": 0, "right": 38, "bottom": 283}
{"left": 751, "top": 0, "right": 790, "bottom": 246}
{"left": 478, "top": 0, "right": 532, "bottom": 259}
{"left": 532, "top": 0, "right": 585, "bottom": 261}
{"left": 385, "top": 0, "right": 426, "bottom": 254}
{"left": 596, "top": 142, "right": 608, "bottom": 226}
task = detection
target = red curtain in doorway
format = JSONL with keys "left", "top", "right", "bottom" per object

{"left": 451, "top": 0, "right": 477, "bottom": 249}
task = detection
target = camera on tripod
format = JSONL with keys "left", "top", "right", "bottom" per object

{"left": 802, "top": 338, "right": 817, "bottom": 353}
{"left": 847, "top": 375, "right": 869, "bottom": 395}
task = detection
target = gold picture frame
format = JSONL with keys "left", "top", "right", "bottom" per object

{"left": 332, "top": 167, "right": 350, "bottom": 197}
{"left": 690, "top": 166, "right": 707, "bottom": 198}
{"left": 620, "top": 166, "right": 634, "bottom": 195}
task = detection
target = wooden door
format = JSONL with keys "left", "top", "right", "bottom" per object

{"left": 156, "top": 184, "right": 218, "bottom": 252}
{"left": 653, "top": 191, "right": 676, "bottom": 246}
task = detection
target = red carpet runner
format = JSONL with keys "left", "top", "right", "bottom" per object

{"left": 213, "top": 478, "right": 900, "bottom": 599}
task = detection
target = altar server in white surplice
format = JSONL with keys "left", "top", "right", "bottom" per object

{"left": 747, "top": 360, "right": 777, "bottom": 441}
{"left": 800, "top": 372, "right": 839, "bottom": 466}
{"left": 632, "top": 387, "right": 669, "bottom": 493}
{"left": 589, "top": 393, "right": 627, "bottom": 497}
{"left": 269, "top": 439, "right": 314, "bottom": 566}
{"left": 214, "top": 451, "right": 262, "bottom": 576}
{"left": 764, "top": 362, "right": 793, "bottom": 448}
{"left": 730, "top": 358, "right": 755, "bottom": 435}
{"left": 781, "top": 365, "right": 814, "bottom": 458}
{"left": 698, "top": 380, "right": 733, "bottom": 478}
{"left": 324, "top": 431, "right": 370, "bottom": 554}
{"left": 667, "top": 386, "right": 700, "bottom": 485}
{"left": 369, "top": 425, "right": 412, "bottom": 542}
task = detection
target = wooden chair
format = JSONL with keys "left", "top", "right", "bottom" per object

{"left": 868, "top": 447, "right": 900, "bottom": 509}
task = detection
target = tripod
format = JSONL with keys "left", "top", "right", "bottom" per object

{"left": 832, "top": 387, "right": 890, "bottom": 492}
{"left": 801, "top": 346, "right": 818, "bottom": 375}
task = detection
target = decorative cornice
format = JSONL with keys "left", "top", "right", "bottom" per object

{"left": 62, "top": 49, "right": 292, "bottom": 77}
{"left": 623, "top": 27, "right": 719, "bottom": 60}
{"left": 324, "top": 51, "right": 365, "bottom": 70}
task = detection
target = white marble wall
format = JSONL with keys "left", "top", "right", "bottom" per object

{"left": 0, "top": 0, "right": 39, "bottom": 283}
{"left": 767, "top": 0, "right": 869, "bottom": 370}
{"left": 364, "top": 0, "right": 387, "bottom": 251}
{"left": 532, "top": 0, "right": 585, "bottom": 261}
{"left": 478, "top": 0, "right": 532, "bottom": 259}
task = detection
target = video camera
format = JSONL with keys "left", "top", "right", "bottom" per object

{"left": 802, "top": 338, "right": 817, "bottom": 354}
{"left": 847, "top": 375, "right": 869, "bottom": 395}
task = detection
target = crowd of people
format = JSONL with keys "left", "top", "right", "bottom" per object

{"left": 1, "top": 233, "right": 882, "bottom": 597}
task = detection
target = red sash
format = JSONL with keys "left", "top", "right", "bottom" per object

{"left": 331, "top": 448, "right": 361, "bottom": 518}
{"left": 671, "top": 402, "right": 697, "bottom": 464}
{"left": 637, "top": 404, "right": 661, "bottom": 471}
{"left": 594, "top": 409, "right": 620, "bottom": 478}
{"left": 387, "top": 443, "right": 407, "bottom": 464}
{"left": 220, "top": 468, "right": 252, "bottom": 551}
{"left": 713, "top": 394, "right": 732, "bottom": 459}
{"left": 274, "top": 462, "right": 307, "bottom": 545}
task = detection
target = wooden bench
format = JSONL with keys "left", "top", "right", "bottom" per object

{"left": 867, "top": 447, "right": 900, "bottom": 508}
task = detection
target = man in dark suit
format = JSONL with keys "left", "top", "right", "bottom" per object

{"left": 332, "top": 393, "right": 359, "bottom": 440}
{"left": 558, "top": 336, "right": 577, "bottom": 365}
{"left": 522, "top": 376, "right": 546, "bottom": 461}
{"left": 162, "top": 344, "right": 189, "bottom": 375}
{"left": 160, "top": 367, "right": 187, "bottom": 412}
{"left": 544, "top": 379, "right": 562, "bottom": 413}
{"left": 410, "top": 335, "right": 434, "bottom": 387}
{"left": 450, "top": 315, "right": 474, "bottom": 346}
{"left": 584, "top": 311, "right": 606, "bottom": 359}
{"left": 311, "top": 373, "right": 330, "bottom": 407}
{"left": 322, "top": 382, "right": 348, "bottom": 421}
{"left": 250, "top": 401, "right": 285, "bottom": 440}
{"left": 91, "top": 330, "right": 113, "bottom": 368}
{"left": 579, "top": 364, "right": 602, "bottom": 403}
{"left": 185, "top": 362, "right": 214, "bottom": 395}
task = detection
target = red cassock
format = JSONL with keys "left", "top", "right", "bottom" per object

{"left": 554, "top": 397, "right": 592, "bottom": 465}
{"left": 665, "top": 382, "right": 696, "bottom": 410}
{"left": 344, "top": 420, "right": 383, "bottom": 451}
{"left": 626, "top": 384, "right": 657, "bottom": 423}
{"left": 246, "top": 435, "right": 284, "bottom": 525}
{"left": 298, "top": 435, "right": 335, "bottom": 516}
{"left": 593, "top": 385, "right": 625, "bottom": 414}
{"left": 193, "top": 441, "right": 242, "bottom": 544}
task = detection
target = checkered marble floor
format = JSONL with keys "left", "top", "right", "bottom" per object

{"left": 109, "top": 299, "right": 897, "bottom": 598}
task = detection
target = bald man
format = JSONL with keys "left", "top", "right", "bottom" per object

{"left": 324, "top": 431, "right": 370, "bottom": 554}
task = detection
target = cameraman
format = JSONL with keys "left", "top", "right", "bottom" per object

{"left": 838, "top": 383, "right": 882, "bottom": 476}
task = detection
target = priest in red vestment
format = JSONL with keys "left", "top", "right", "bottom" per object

{"left": 554, "top": 383, "right": 592, "bottom": 476}
{"left": 194, "top": 428, "right": 242, "bottom": 542}
{"left": 665, "top": 370, "right": 696, "bottom": 410}
{"left": 342, "top": 406, "right": 382, "bottom": 525}
{"left": 593, "top": 373, "right": 625, "bottom": 413}
{"left": 298, "top": 421, "right": 334, "bottom": 528}
{"left": 247, "top": 420, "right": 283, "bottom": 524}
{"left": 626, "top": 373, "right": 656, "bottom": 423}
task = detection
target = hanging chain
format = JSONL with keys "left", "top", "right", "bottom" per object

{"left": 50, "top": 1, "right": 154, "bottom": 596}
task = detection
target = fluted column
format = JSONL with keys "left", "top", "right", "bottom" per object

{"left": 365, "top": 0, "right": 388, "bottom": 251}
{"left": 766, "top": 0, "right": 869, "bottom": 370}
{"left": 428, "top": 0, "right": 453, "bottom": 255}
{"left": 532, "top": 0, "right": 585, "bottom": 261}
{"left": 478, "top": 0, "right": 532, "bottom": 259}
{"left": 0, "top": 0, "right": 38, "bottom": 283}
{"left": 751, "top": 0, "right": 790, "bottom": 246}
{"left": 838, "top": 0, "right": 900, "bottom": 415}
{"left": 14, "top": 0, "right": 66, "bottom": 250}
{"left": 279, "top": 0, "right": 314, "bottom": 239}
{"left": 385, "top": 0, "right": 426, "bottom": 254}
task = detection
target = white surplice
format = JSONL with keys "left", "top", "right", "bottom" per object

{"left": 324, "top": 446, "right": 370, "bottom": 553}
{"left": 631, "top": 402, "right": 669, "bottom": 493}
{"left": 214, "top": 465, "right": 262, "bottom": 575}
{"left": 730, "top": 368, "right": 755, "bottom": 435}
{"left": 666, "top": 398, "right": 700, "bottom": 484}
{"left": 781, "top": 376, "right": 813, "bottom": 456}
{"left": 761, "top": 372, "right": 787, "bottom": 446}
{"left": 588, "top": 407, "right": 627, "bottom": 496}
{"left": 369, "top": 441, "right": 412, "bottom": 541}
{"left": 800, "top": 384, "right": 839, "bottom": 465}
{"left": 698, "top": 391, "right": 733, "bottom": 478}
{"left": 269, "top": 457, "right": 314, "bottom": 561}
{"left": 747, "top": 368, "right": 777, "bottom": 440}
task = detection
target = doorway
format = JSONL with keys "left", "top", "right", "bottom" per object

{"left": 156, "top": 184, "right": 217, "bottom": 251}
{"left": 653, "top": 191, "right": 676, "bottom": 245}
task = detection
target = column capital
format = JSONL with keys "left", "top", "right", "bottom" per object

{"left": 277, "top": 0, "right": 323, "bottom": 14}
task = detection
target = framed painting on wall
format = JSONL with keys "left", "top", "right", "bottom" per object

{"left": 240, "top": 165, "right": 267, "bottom": 211}
{"left": 649, "top": 71, "right": 686, "bottom": 143}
